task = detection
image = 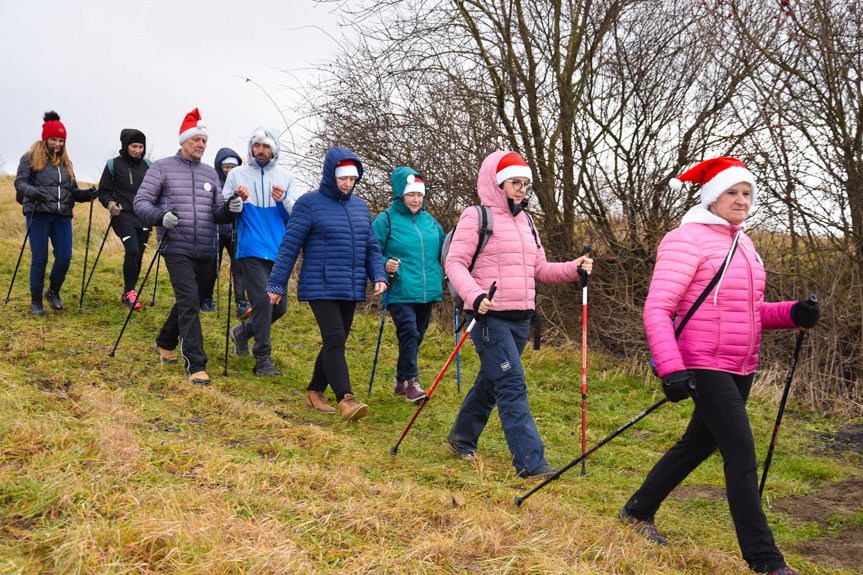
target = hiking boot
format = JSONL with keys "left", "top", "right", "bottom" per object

{"left": 517, "top": 465, "right": 558, "bottom": 480}
{"left": 154, "top": 343, "right": 179, "bottom": 364}
{"left": 44, "top": 284, "right": 63, "bottom": 310}
{"left": 446, "top": 442, "right": 477, "bottom": 462}
{"left": 619, "top": 506, "right": 668, "bottom": 545}
{"left": 230, "top": 324, "right": 250, "bottom": 357}
{"left": 394, "top": 378, "right": 406, "bottom": 396}
{"left": 123, "top": 290, "right": 142, "bottom": 310}
{"left": 768, "top": 568, "right": 800, "bottom": 575}
{"left": 200, "top": 298, "right": 215, "bottom": 312}
{"left": 186, "top": 371, "right": 211, "bottom": 386}
{"left": 404, "top": 377, "right": 427, "bottom": 403}
{"left": 235, "top": 300, "right": 250, "bottom": 319}
{"left": 305, "top": 390, "right": 337, "bottom": 414}
{"left": 253, "top": 355, "right": 282, "bottom": 377}
{"left": 30, "top": 291, "right": 45, "bottom": 315}
{"left": 338, "top": 393, "right": 369, "bottom": 421}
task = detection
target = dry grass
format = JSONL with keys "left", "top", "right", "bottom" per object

{"left": 0, "top": 176, "right": 860, "bottom": 574}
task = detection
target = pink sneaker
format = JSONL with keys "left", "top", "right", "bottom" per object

{"left": 123, "top": 290, "right": 142, "bottom": 310}
{"left": 394, "top": 379, "right": 406, "bottom": 396}
{"left": 404, "top": 377, "right": 427, "bottom": 403}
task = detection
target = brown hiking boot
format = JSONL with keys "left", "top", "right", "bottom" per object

{"left": 186, "top": 371, "right": 211, "bottom": 386}
{"left": 154, "top": 343, "right": 178, "bottom": 364}
{"left": 305, "top": 390, "right": 336, "bottom": 414}
{"left": 338, "top": 393, "right": 369, "bottom": 421}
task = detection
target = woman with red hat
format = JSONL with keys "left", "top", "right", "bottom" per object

{"left": 618, "top": 157, "right": 820, "bottom": 575}
{"left": 14, "top": 111, "right": 97, "bottom": 315}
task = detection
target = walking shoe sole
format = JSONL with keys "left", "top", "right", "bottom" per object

{"left": 230, "top": 326, "right": 250, "bottom": 357}
{"left": 186, "top": 375, "right": 211, "bottom": 386}
{"left": 154, "top": 343, "right": 178, "bottom": 364}
{"left": 406, "top": 393, "right": 428, "bottom": 403}
{"left": 445, "top": 442, "right": 477, "bottom": 462}
{"left": 305, "top": 403, "right": 337, "bottom": 414}
{"left": 342, "top": 404, "right": 369, "bottom": 422}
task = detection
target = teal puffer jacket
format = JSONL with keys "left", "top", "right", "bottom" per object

{"left": 372, "top": 166, "right": 446, "bottom": 304}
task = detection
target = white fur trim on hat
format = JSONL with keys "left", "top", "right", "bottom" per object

{"left": 178, "top": 120, "right": 209, "bottom": 144}
{"left": 699, "top": 166, "right": 757, "bottom": 208}
{"left": 335, "top": 164, "right": 359, "bottom": 178}
{"left": 404, "top": 180, "right": 426, "bottom": 196}
{"left": 250, "top": 130, "right": 276, "bottom": 154}
{"left": 496, "top": 165, "right": 533, "bottom": 185}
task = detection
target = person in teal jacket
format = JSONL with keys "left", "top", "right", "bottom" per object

{"left": 372, "top": 167, "right": 446, "bottom": 402}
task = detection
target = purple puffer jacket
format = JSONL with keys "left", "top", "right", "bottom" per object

{"left": 134, "top": 150, "right": 233, "bottom": 260}
{"left": 645, "top": 222, "right": 796, "bottom": 378}
{"left": 445, "top": 151, "right": 581, "bottom": 311}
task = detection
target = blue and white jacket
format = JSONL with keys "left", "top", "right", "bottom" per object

{"left": 222, "top": 126, "right": 298, "bottom": 261}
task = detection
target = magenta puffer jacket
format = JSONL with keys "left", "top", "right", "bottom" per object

{"left": 645, "top": 222, "right": 796, "bottom": 378}
{"left": 445, "top": 151, "right": 581, "bottom": 311}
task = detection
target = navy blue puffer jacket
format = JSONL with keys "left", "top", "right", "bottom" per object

{"left": 266, "top": 147, "right": 387, "bottom": 301}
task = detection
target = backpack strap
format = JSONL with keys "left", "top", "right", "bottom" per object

{"left": 468, "top": 206, "right": 494, "bottom": 272}
{"left": 107, "top": 158, "right": 114, "bottom": 174}
{"left": 382, "top": 211, "right": 392, "bottom": 255}
{"left": 523, "top": 210, "right": 542, "bottom": 349}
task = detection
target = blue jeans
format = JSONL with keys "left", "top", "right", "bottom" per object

{"left": 27, "top": 212, "right": 73, "bottom": 292}
{"left": 448, "top": 314, "right": 547, "bottom": 474}
{"left": 388, "top": 302, "right": 434, "bottom": 381}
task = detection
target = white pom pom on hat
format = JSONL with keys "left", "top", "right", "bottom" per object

{"left": 404, "top": 174, "right": 426, "bottom": 196}
{"left": 178, "top": 108, "right": 209, "bottom": 144}
{"left": 669, "top": 157, "right": 757, "bottom": 208}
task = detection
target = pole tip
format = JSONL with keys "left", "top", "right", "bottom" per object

{"left": 108, "top": 352, "right": 115, "bottom": 358}
{"left": 390, "top": 445, "right": 399, "bottom": 457}
{"left": 514, "top": 496, "right": 523, "bottom": 506}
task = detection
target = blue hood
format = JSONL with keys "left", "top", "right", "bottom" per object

{"left": 214, "top": 147, "right": 242, "bottom": 186}
{"left": 319, "top": 146, "right": 363, "bottom": 201}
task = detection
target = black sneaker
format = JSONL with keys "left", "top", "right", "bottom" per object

{"left": 230, "top": 324, "right": 250, "bottom": 357}
{"left": 30, "top": 302, "right": 45, "bottom": 316}
{"left": 619, "top": 506, "right": 668, "bottom": 545}
{"left": 44, "top": 288, "right": 63, "bottom": 310}
{"left": 517, "top": 465, "right": 558, "bottom": 480}
{"left": 200, "top": 298, "right": 215, "bottom": 312}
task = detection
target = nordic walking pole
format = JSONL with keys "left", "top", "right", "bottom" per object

{"left": 81, "top": 216, "right": 113, "bottom": 306}
{"left": 78, "top": 198, "right": 95, "bottom": 311}
{"left": 578, "top": 244, "right": 591, "bottom": 476}
{"left": 368, "top": 271, "right": 397, "bottom": 395}
{"left": 223, "top": 224, "right": 237, "bottom": 376}
{"left": 455, "top": 308, "right": 461, "bottom": 392}
{"left": 216, "top": 252, "right": 221, "bottom": 318}
{"left": 109, "top": 211, "right": 176, "bottom": 357}
{"left": 150, "top": 252, "right": 160, "bottom": 306}
{"left": 3, "top": 205, "right": 37, "bottom": 305}
{"left": 515, "top": 398, "right": 668, "bottom": 506}
{"left": 759, "top": 293, "right": 816, "bottom": 496}
{"left": 392, "top": 282, "right": 496, "bottom": 456}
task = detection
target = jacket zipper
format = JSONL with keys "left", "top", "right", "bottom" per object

{"left": 190, "top": 162, "right": 198, "bottom": 254}
{"left": 57, "top": 166, "right": 62, "bottom": 211}
{"left": 129, "top": 168, "right": 133, "bottom": 186}
{"left": 413, "top": 214, "right": 427, "bottom": 302}
{"left": 742, "top": 239, "right": 757, "bottom": 369}
{"left": 518, "top": 213, "right": 527, "bottom": 306}
{"left": 262, "top": 167, "right": 269, "bottom": 260}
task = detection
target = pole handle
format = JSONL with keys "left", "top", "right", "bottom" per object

{"left": 577, "top": 244, "right": 591, "bottom": 287}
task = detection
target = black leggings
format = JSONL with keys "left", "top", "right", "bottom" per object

{"left": 113, "top": 224, "right": 150, "bottom": 293}
{"left": 625, "top": 370, "right": 785, "bottom": 573}
{"left": 307, "top": 300, "right": 356, "bottom": 402}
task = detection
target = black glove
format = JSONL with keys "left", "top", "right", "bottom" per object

{"left": 661, "top": 370, "right": 697, "bottom": 403}
{"left": 86, "top": 186, "right": 98, "bottom": 199}
{"left": 790, "top": 298, "right": 820, "bottom": 329}
{"left": 36, "top": 187, "right": 52, "bottom": 203}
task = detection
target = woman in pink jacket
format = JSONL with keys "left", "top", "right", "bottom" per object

{"left": 619, "top": 158, "right": 820, "bottom": 575}
{"left": 444, "top": 151, "right": 592, "bottom": 479}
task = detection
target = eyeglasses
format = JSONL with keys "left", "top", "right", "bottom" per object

{"left": 503, "top": 179, "right": 532, "bottom": 193}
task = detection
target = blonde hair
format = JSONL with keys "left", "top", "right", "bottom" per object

{"left": 27, "top": 140, "right": 75, "bottom": 180}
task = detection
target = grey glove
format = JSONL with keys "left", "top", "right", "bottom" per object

{"left": 160, "top": 210, "right": 179, "bottom": 229}
{"left": 227, "top": 195, "right": 243, "bottom": 214}
{"left": 108, "top": 201, "right": 122, "bottom": 217}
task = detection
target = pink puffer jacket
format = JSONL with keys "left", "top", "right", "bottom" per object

{"left": 645, "top": 222, "right": 796, "bottom": 378}
{"left": 445, "top": 151, "right": 580, "bottom": 311}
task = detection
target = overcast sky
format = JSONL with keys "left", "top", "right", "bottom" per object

{"left": 0, "top": 0, "right": 349, "bottom": 184}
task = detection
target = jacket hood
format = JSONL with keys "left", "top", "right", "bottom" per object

{"left": 214, "top": 147, "right": 242, "bottom": 186}
{"left": 477, "top": 151, "right": 513, "bottom": 211}
{"left": 119, "top": 128, "right": 147, "bottom": 165}
{"left": 390, "top": 166, "right": 426, "bottom": 214}
{"left": 248, "top": 126, "right": 281, "bottom": 164}
{"left": 320, "top": 146, "right": 363, "bottom": 200}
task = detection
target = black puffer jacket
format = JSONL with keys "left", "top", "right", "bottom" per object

{"left": 97, "top": 129, "right": 149, "bottom": 228}
{"left": 14, "top": 153, "right": 90, "bottom": 216}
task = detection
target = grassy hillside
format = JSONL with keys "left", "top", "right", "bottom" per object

{"left": 0, "top": 175, "right": 860, "bottom": 574}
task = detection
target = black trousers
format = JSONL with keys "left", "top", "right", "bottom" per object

{"left": 156, "top": 253, "right": 214, "bottom": 375}
{"left": 112, "top": 224, "right": 150, "bottom": 293}
{"left": 307, "top": 299, "right": 356, "bottom": 402}
{"left": 239, "top": 257, "right": 286, "bottom": 358}
{"left": 625, "top": 370, "right": 785, "bottom": 573}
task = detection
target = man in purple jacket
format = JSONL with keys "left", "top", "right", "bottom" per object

{"left": 133, "top": 108, "right": 242, "bottom": 385}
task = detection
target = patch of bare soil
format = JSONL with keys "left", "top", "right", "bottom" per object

{"left": 792, "top": 524, "right": 863, "bottom": 572}
{"left": 816, "top": 424, "right": 863, "bottom": 456}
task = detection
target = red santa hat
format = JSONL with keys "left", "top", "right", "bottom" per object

{"left": 178, "top": 108, "right": 209, "bottom": 144}
{"left": 669, "top": 157, "right": 757, "bottom": 208}
{"left": 496, "top": 152, "right": 533, "bottom": 185}
{"left": 403, "top": 174, "right": 426, "bottom": 196}
{"left": 335, "top": 159, "right": 359, "bottom": 178}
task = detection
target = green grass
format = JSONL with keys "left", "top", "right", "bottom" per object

{"left": 0, "top": 176, "right": 860, "bottom": 574}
